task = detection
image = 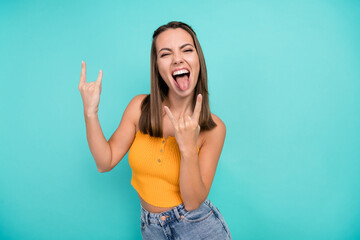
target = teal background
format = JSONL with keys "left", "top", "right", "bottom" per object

{"left": 1, "top": 0, "right": 359, "bottom": 239}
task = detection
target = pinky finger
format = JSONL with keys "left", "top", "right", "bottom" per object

{"left": 96, "top": 70, "right": 103, "bottom": 85}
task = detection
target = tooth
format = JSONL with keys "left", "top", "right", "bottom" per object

{"left": 173, "top": 69, "right": 189, "bottom": 76}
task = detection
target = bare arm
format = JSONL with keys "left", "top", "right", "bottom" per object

{"left": 78, "top": 61, "right": 144, "bottom": 172}
{"left": 83, "top": 114, "right": 112, "bottom": 172}
{"left": 179, "top": 115, "right": 226, "bottom": 210}
{"left": 78, "top": 61, "right": 111, "bottom": 172}
{"left": 106, "top": 94, "right": 145, "bottom": 171}
{"left": 83, "top": 95, "right": 144, "bottom": 173}
{"left": 164, "top": 95, "right": 227, "bottom": 211}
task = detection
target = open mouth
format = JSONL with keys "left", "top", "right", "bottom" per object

{"left": 172, "top": 69, "right": 190, "bottom": 91}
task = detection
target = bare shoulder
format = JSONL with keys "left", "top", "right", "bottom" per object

{"left": 118, "top": 94, "right": 148, "bottom": 128}
{"left": 211, "top": 113, "right": 226, "bottom": 133}
{"left": 126, "top": 94, "right": 147, "bottom": 115}
{"left": 200, "top": 113, "right": 226, "bottom": 147}
{"left": 206, "top": 113, "right": 226, "bottom": 137}
{"left": 129, "top": 94, "right": 148, "bottom": 107}
{"left": 125, "top": 94, "right": 148, "bottom": 131}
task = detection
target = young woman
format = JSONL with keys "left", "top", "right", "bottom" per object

{"left": 78, "top": 21, "right": 232, "bottom": 239}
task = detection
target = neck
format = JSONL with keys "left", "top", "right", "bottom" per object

{"left": 164, "top": 91, "right": 194, "bottom": 117}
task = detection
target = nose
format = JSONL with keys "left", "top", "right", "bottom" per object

{"left": 172, "top": 51, "right": 183, "bottom": 65}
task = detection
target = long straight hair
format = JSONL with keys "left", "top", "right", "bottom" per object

{"left": 139, "top": 21, "right": 216, "bottom": 137}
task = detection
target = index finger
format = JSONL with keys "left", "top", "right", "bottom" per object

{"left": 164, "top": 106, "right": 178, "bottom": 127}
{"left": 191, "top": 94, "right": 202, "bottom": 121}
{"left": 79, "top": 60, "right": 87, "bottom": 86}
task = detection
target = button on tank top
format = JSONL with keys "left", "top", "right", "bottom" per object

{"left": 128, "top": 130, "right": 184, "bottom": 207}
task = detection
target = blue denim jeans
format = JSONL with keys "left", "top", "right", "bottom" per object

{"left": 140, "top": 199, "right": 232, "bottom": 240}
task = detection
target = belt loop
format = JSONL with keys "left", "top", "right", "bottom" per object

{"left": 145, "top": 211, "right": 150, "bottom": 225}
{"left": 173, "top": 206, "right": 182, "bottom": 221}
{"left": 142, "top": 206, "right": 150, "bottom": 225}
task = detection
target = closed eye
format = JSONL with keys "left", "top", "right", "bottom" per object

{"left": 160, "top": 53, "right": 170, "bottom": 57}
{"left": 184, "top": 49, "right": 193, "bottom": 52}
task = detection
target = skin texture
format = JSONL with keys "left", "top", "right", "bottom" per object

{"left": 157, "top": 28, "right": 200, "bottom": 100}
{"left": 78, "top": 61, "right": 103, "bottom": 117}
{"left": 79, "top": 28, "right": 226, "bottom": 213}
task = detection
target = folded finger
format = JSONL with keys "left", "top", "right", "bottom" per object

{"left": 179, "top": 115, "right": 185, "bottom": 129}
{"left": 185, "top": 115, "right": 192, "bottom": 128}
{"left": 164, "top": 106, "right": 178, "bottom": 127}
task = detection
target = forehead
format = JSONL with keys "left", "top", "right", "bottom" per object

{"left": 156, "top": 28, "right": 194, "bottom": 49}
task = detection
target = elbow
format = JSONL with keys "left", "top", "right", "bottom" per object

{"left": 183, "top": 192, "right": 209, "bottom": 211}
{"left": 184, "top": 201, "right": 201, "bottom": 212}
{"left": 97, "top": 165, "right": 111, "bottom": 173}
{"left": 97, "top": 157, "right": 113, "bottom": 173}
{"left": 184, "top": 205, "right": 198, "bottom": 212}
{"left": 97, "top": 167, "right": 108, "bottom": 173}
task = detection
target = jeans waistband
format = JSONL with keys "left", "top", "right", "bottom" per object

{"left": 141, "top": 199, "right": 211, "bottom": 226}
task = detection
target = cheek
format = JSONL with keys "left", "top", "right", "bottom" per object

{"left": 192, "top": 59, "right": 200, "bottom": 79}
{"left": 191, "top": 55, "right": 200, "bottom": 72}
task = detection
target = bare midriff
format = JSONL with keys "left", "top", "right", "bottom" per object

{"left": 138, "top": 193, "right": 178, "bottom": 213}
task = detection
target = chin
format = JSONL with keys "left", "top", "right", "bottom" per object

{"left": 172, "top": 87, "right": 196, "bottom": 98}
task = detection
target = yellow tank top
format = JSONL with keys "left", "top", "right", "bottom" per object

{"left": 128, "top": 130, "right": 198, "bottom": 208}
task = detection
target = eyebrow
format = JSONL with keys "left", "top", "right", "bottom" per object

{"left": 158, "top": 43, "right": 194, "bottom": 54}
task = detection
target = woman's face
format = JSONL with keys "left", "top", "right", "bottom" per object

{"left": 156, "top": 28, "right": 200, "bottom": 97}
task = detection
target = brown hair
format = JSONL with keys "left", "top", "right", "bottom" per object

{"left": 139, "top": 21, "right": 216, "bottom": 137}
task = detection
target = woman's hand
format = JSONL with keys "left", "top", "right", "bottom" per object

{"left": 78, "top": 61, "right": 103, "bottom": 117}
{"left": 164, "top": 94, "right": 202, "bottom": 153}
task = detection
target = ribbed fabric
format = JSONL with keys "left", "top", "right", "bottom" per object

{"left": 128, "top": 130, "right": 196, "bottom": 208}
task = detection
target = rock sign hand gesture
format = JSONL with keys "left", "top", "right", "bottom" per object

{"left": 164, "top": 94, "right": 202, "bottom": 152}
{"left": 78, "top": 61, "right": 103, "bottom": 117}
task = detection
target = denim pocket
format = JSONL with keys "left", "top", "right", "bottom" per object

{"left": 183, "top": 202, "right": 214, "bottom": 223}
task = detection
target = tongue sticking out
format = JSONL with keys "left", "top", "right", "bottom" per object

{"left": 174, "top": 74, "right": 190, "bottom": 91}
